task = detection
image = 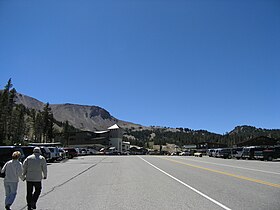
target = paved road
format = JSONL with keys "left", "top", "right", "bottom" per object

{"left": 1, "top": 156, "right": 280, "bottom": 210}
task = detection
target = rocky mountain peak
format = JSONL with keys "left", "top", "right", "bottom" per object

{"left": 14, "top": 93, "right": 140, "bottom": 131}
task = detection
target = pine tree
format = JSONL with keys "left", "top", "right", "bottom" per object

{"left": 63, "top": 120, "right": 70, "bottom": 146}
{"left": 41, "top": 103, "right": 54, "bottom": 142}
{"left": 0, "top": 79, "right": 16, "bottom": 145}
{"left": 10, "top": 104, "right": 26, "bottom": 145}
{"left": 46, "top": 112, "right": 54, "bottom": 142}
{"left": 34, "top": 111, "right": 44, "bottom": 142}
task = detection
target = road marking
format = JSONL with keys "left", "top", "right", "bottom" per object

{"left": 138, "top": 156, "right": 232, "bottom": 210}
{"left": 176, "top": 157, "right": 280, "bottom": 175}
{"left": 160, "top": 157, "right": 280, "bottom": 189}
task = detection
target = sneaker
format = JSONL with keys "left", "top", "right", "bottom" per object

{"left": 5, "top": 205, "right": 11, "bottom": 210}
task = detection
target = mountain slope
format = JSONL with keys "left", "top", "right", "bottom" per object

{"left": 15, "top": 93, "right": 141, "bottom": 131}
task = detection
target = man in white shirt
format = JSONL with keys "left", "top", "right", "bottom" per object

{"left": 1, "top": 151, "right": 24, "bottom": 210}
{"left": 23, "top": 147, "right": 47, "bottom": 210}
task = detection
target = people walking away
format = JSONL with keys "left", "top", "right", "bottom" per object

{"left": 23, "top": 147, "right": 47, "bottom": 210}
{"left": 1, "top": 151, "right": 24, "bottom": 210}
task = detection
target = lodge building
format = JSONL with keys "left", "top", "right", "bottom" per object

{"left": 55, "top": 124, "right": 126, "bottom": 152}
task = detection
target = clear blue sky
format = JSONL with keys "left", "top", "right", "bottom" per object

{"left": 1, "top": 0, "right": 279, "bottom": 134}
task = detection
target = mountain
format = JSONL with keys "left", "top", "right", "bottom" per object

{"left": 228, "top": 125, "right": 279, "bottom": 135}
{"left": 15, "top": 93, "right": 142, "bottom": 131}
{"left": 14, "top": 93, "right": 280, "bottom": 147}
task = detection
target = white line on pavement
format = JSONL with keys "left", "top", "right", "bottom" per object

{"left": 138, "top": 156, "right": 232, "bottom": 210}
{"left": 176, "top": 157, "right": 280, "bottom": 175}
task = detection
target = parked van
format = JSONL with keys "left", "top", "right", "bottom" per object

{"left": 0, "top": 146, "right": 25, "bottom": 169}
{"left": 48, "top": 147, "right": 60, "bottom": 162}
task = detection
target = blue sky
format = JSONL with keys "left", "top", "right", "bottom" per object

{"left": 1, "top": 0, "right": 279, "bottom": 134}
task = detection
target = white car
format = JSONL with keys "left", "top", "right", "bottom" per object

{"left": 48, "top": 147, "right": 60, "bottom": 162}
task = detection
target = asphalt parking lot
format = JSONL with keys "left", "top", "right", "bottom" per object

{"left": 1, "top": 155, "right": 280, "bottom": 210}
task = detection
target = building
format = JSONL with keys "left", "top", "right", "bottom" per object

{"left": 236, "top": 136, "right": 279, "bottom": 147}
{"left": 67, "top": 131, "right": 109, "bottom": 147}
{"left": 54, "top": 124, "right": 127, "bottom": 153}
{"left": 196, "top": 142, "right": 227, "bottom": 149}
{"left": 108, "top": 124, "right": 124, "bottom": 152}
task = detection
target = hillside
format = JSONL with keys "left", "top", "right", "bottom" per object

{"left": 14, "top": 93, "right": 280, "bottom": 147}
{"left": 15, "top": 93, "right": 142, "bottom": 131}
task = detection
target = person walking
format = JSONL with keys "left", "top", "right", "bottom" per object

{"left": 22, "top": 147, "right": 47, "bottom": 210}
{"left": 1, "top": 151, "right": 24, "bottom": 210}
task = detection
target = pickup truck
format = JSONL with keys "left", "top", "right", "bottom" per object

{"left": 254, "top": 146, "right": 280, "bottom": 161}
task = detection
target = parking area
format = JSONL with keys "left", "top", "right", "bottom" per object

{"left": 1, "top": 155, "right": 280, "bottom": 210}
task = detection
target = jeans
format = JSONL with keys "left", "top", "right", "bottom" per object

{"left": 26, "top": 181, "right": 42, "bottom": 207}
{"left": 4, "top": 182, "right": 18, "bottom": 206}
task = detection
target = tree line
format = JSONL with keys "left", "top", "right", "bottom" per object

{"left": 0, "top": 79, "right": 76, "bottom": 146}
{"left": 124, "top": 126, "right": 280, "bottom": 148}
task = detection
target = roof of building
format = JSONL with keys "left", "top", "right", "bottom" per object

{"left": 94, "top": 130, "right": 109, "bottom": 134}
{"left": 236, "top": 136, "right": 278, "bottom": 147}
{"left": 108, "top": 124, "right": 121, "bottom": 130}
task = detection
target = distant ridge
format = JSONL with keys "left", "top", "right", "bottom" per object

{"left": 14, "top": 92, "right": 280, "bottom": 145}
{"left": 15, "top": 93, "right": 142, "bottom": 131}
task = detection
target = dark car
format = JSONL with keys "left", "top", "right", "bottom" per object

{"left": 0, "top": 146, "right": 25, "bottom": 169}
{"left": 218, "top": 148, "right": 233, "bottom": 159}
{"left": 242, "top": 146, "right": 266, "bottom": 160}
{"left": 256, "top": 146, "right": 280, "bottom": 161}
{"left": 20, "top": 146, "right": 51, "bottom": 162}
{"left": 20, "top": 146, "right": 36, "bottom": 158}
{"left": 64, "top": 148, "right": 78, "bottom": 159}
{"left": 232, "top": 147, "right": 244, "bottom": 159}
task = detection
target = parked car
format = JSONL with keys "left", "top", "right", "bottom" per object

{"left": 64, "top": 147, "right": 78, "bottom": 159}
{"left": 241, "top": 146, "right": 266, "bottom": 160}
{"left": 39, "top": 146, "right": 51, "bottom": 162}
{"left": 48, "top": 147, "right": 60, "bottom": 162}
{"left": 86, "top": 147, "right": 98, "bottom": 155}
{"left": 105, "top": 147, "right": 120, "bottom": 155}
{"left": 263, "top": 146, "right": 280, "bottom": 161}
{"left": 77, "top": 148, "right": 88, "bottom": 156}
{"left": 194, "top": 152, "right": 202, "bottom": 157}
{"left": 218, "top": 148, "right": 233, "bottom": 159}
{"left": 20, "top": 146, "right": 51, "bottom": 162}
{"left": 121, "top": 151, "right": 130, "bottom": 155}
{"left": 179, "top": 151, "right": 187, "bottom": 156}
{"left": 255, "top": 146, "right": 280, "bottom": 161}
{"left": 213, "top": 148, "right": 222, "bottom": 158}
{"left": 58, "top": 148, "right": 67, "bottom": 160}
{"left": 207, "top": 149, "right": 215, "bottom": 157}
{"left": 0, "top": 146, "right": 25, "bottom": 169}
{"left": 232, "top": 147, "right": 244, "bottom": 159}
{"left": 20, "top": 146, "right": 35, "bottom": 157}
